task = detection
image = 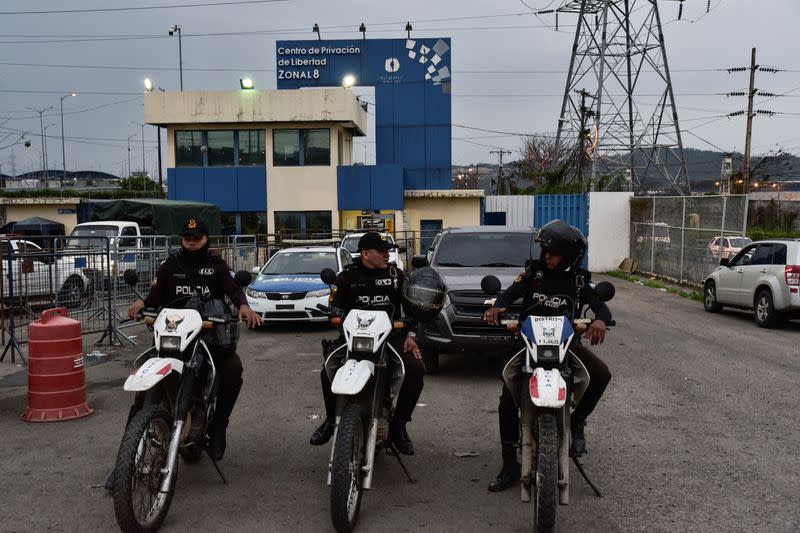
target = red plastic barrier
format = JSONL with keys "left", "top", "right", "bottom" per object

{"left": 22, "top": 308, "right": 93, "bottom": 422}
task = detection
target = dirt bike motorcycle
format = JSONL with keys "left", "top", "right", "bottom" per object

{"left": 111, "top": 268, "right": 251, "bottom": 533}
{"left": 311, "top": 268, "right": 416, "bottom": 533}
{"left": 481, "top": 274, "right": 615, "bottom": 533}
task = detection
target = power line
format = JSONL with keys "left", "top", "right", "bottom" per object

{"left": 0, "top": 96, "right": 143, "bottom": 121}
{"left": 0, "top": 0, "right": 289, "bottom": 16}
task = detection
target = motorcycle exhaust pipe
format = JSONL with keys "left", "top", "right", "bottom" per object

{"left": 361, "top": 418, "right": 379, "bottom": 490}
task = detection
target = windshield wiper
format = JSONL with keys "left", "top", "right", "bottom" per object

{"left": 480, "top": 262, "right": 518, "bottom": 267}
{"left": 436, "top": 262, "right": 466, "bottom": 267}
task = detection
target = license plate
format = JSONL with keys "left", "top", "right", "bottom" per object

{"left": 276, "top": 304, "right": 294, "bottom": 310}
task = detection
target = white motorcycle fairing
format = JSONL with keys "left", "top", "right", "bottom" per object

{"left": 331, "top": 359, "right": 375, "bottom": 395}
{"left": 342, "top": 310, "right": 392, "bottom": 354}
{"left": 124, "top": 357, "right": 184, "bottom": 392}
{"left": 153, "top": 307, "right": 204, "bottom": 353}
{"left": 520, "top": 315, "right": 575, "bottom": 364}
{"left": 529, "top": 367, "right": 567, "bottom": 408}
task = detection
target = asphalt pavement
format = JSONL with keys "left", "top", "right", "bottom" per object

{"left": 0, "top": 275, "right": 798, "bottom": 532}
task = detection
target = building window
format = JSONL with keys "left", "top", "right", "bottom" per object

{"left": 273, "top": 129, "right": 330, "bottom": 167}
{"left": 175, "top": 131, "right": 204, "bottom": 166}
{"left": 273, "top": 130, "right": 300, "bottom": 166}
{"left": 238, "top": 130, "right": 266, "bottom": 166}
{"left": 241, "top": 212, "right": 267, "bottom": 234}
{"left": 274, "top": 210, "right": 332, "bottom": 238}
{"left": 207, "top": 130, "right": 235, "bottom": 166}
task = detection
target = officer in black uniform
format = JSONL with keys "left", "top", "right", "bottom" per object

{"left": 483, "top": 220, "right": 613, "bottom": 492}
{"left": 128, "top": 217, "right": 262, "bottom": 461}
{"left": 309, "top": 232, "right": 425, "bottom": 455}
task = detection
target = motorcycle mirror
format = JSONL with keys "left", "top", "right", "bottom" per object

{"left": 481, "top": 275, "right": 502, "bottom": 296}
{"left": 123, "top": 269, "right": 139, "bottom": 287}
{"left": 234, "top": 270, "right": 252, "bottom": 288}
{"left": 594, "top": 281, "right": 616, "bottom": 302}
{"left": 320, "top": 268, "right": 337, "bottom": 285}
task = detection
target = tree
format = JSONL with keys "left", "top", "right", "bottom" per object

{"left": 120, "top": 173, "right": 159, "bottom": 192}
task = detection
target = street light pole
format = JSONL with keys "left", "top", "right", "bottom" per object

{"left": 131, "top": 121, "right": 146, "bottom": 178}
{"left": 60, "top": 93, "right": 76, "bottom": 189}
{"left": 27, "top": 106, "right": 53, "bottom": 187}
{"left": 43, "top": 123, "right": 55, "bottom": 188}
{"left": 169, "top": 25, "right": 183, "bottom": 90}
{"left": 127, "top": 135, "right": 134, "bottom": 179}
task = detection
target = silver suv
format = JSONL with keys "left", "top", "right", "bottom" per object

{"left": 413, "top": 226, "right": 539, "bottom": 371}
{"left": 703, "top": 239, "right": 800, "bottom": 327}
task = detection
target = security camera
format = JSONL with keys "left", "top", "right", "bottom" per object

{"left": 168, "top": 25, "right": 177, "bottom": 35}
{"left": 200, "top": 145, "right": 208, "bottom": 152}
{"left": 24, "top": 141, "right": 31, "bottom": 148}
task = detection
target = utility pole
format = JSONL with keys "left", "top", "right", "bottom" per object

{"left": 743, "top": 47, "right": 757, "bottom": 188}
{"left": 489, "top": 149, "right": 512, "bottom": 194}
{"left": 157, "top": 126, "right": 163, "bottom": 196}
{"left": 27, "top": 106, "right": 53, "bottom": 188}
{"left": 575, "top": 88, "right": 596, "bottom": 187}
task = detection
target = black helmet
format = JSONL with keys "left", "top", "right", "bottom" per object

{"left": 402, "top": 267, "right": 446, "bottom": 322}
{"left": 535, "top": 220, "right": 587, "bottom": 271}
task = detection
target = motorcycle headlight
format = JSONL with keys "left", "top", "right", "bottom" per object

{"left": 306, "top": 288, "right": 331, "bottom": 298}
{"left": 351, "top": 336, "right": 374, "bottom": 354}
{"left": 160, "top": 335, "right": 181, "bottom": 352}
{"left": 247, "top": 288, "right": 267, "bottom": 298}
{"left": 536, "top": 345, "right": 560, "bottom": 364}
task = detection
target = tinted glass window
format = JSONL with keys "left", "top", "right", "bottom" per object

{"left": 238, "top": 130, "right": 266, "bottom": 166}
{"left": 273, "top": 130, "right": 300, "bottom": 166}
{"left": 728, "top": 237, "right": 751, "bottom": 247}
{"left": 263, "top": 251, "right": 338, "bottom": 275}
{"left": 434, "top": 233, "right": 540, "bottom": 268}
{"left": 175, "top": 131, "right": 204, "bottom": 166}
{"left": 207, "top": 130, "right": 234, "bottom": 166}
{"left": 305, "top": 211, "right": 332, "bottom": 238}
{"left": 240, "top": 212, "right": 267, "bottom": 234}
{"left": 274, "top": 211, "right": 301, "bottom": 235}
{"left": 750, "top": 245, "right": 774, "bottom": 265}
{"left": 771, "top": 244, "right": 787, "bottom": 265}
{"left": 304, "top": 129, "right": 330, "bottom": 166}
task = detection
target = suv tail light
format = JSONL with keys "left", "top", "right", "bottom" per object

{"left": 785, "top": 265, "right": 800, "bottom": 286}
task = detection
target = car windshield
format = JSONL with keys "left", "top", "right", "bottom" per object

{"left": 728, "top": 237, "right": 751, "bottom": 247}
{"left": 433, "top": 232, "right": 540, "bottom": 268}
{"left": 341, "top": 234, "right": 395, "bottom": 254}
{"left": 65, "top": 225, "right": 118, "bottom": 249}
{"left": 263, "top": 251, "right": 337, "bottom": 275}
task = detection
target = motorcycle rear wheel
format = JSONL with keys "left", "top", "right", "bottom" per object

{"left": 113, "top": 405, "right": 176, "bottom": 533}
{"left": 533, "top": 412, "right": 558, "bottom": 533}
{"left": 330, "top": 403, "right": 365, "bottom": 533}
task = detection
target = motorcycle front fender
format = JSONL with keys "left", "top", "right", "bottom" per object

{"left": 529, "top": 367, "right": 567, "bottom": 408}
{"left": 331, "top": 359, "right": 375, "bottom": 395}
{"left": 124, "top": 357, "right": 184, "bottom": 392}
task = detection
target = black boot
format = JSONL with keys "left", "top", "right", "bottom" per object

{"left": 104, "top": 471, "right": 115, "bottom": 491}
{"left": 310, "top": 417, "right": 335, "bottom": 446}
{"left": 571, "top": 416, "right": 587, "bottom": 457}
{"left": 389, "top": 418, "right": 415, "bottom": 456}
{"left": 208, "top": 420, "right": 229, "bottom": 462}
{"left": 488, "top": 443, "right": 520, "bottom": 492}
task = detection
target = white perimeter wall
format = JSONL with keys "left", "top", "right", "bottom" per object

{"left": 485, "top": 195, "right": 535, "bottom": 227}
{"left": 587, "top": 192, "right": 633, "bottom": 272}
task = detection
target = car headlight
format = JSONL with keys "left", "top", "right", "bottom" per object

{"left": 160, "top": 335, "right": 181, "bottom": 352}
{"left": 536, "top": 345, "right": 560, "bottom": 364}
{"left": 352, "top": 336, "right": 374, "bottom": 354}
{"left": 306, "top": 288, "right": 331, "bottom": 298}
{"left": 247, "top": 288, "right": 267, "bottom": 298}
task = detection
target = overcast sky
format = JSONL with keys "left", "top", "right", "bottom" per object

{"left": 1, "top": 0, "right": 798, "bottom": 178}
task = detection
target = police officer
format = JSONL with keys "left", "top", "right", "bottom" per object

{"left": 128, "top": 217, "right": 262, "bottom": 461}
{"left": 309, "top": 232, "right": 425, "bottom": 455}
{"left": 482, "top": 220, "right": 613, "bottom": 492}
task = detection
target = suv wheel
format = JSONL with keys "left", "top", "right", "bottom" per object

{"left": 703, "top": 281, "right": 723, "bottom": 313}
{"left": 754, "top": 289, "right": 783, "bottom": 328}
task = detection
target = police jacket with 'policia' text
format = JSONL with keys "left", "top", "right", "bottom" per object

{"left": 144, "top": 251, "right": 247, "bottom": 310}
{"left": 492, "top": 259, "right": 612, "bottom": 325}
{"left": 331, "top": 260, "right": 406, "bottom": 321}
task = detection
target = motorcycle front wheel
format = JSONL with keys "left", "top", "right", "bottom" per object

{"left": 330, "top": 403, "right": 365, "bottom": 533}
{"left": 533, "top": 412, "right": 558, "bottom": 533}
{"left": 113, "top": 405, "right": 177, "bottom": 533}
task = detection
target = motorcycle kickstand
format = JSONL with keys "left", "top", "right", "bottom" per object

{"left": 386, "top": 442, "right": 416, "bottom": 484}
{"left": 208, "top": 454, "right": 229, "bottom": 485}
{"left": 571, "top": 455, "right": 601, "bottom": 497}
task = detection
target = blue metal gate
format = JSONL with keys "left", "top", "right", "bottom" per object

{"left": 534, "top": 194, "right": 589, "bottom": 266}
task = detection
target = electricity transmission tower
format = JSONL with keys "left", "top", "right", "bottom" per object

{"left": 554, "top": 0, "right": 690, "bottom": 195}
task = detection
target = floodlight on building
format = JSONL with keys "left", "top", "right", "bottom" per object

{"left": 342, "top": 74, "right": 356, "bottom": 88}
{"left": 313, "top": 23, "right": 321, "bottom": 40}
{"left": 359, "top": 23, "right": 366, "bottom": 40}
{"left": 144, "top": 78, "right": 154, "bottom": 92}
{"left": 240, "top": 77, "right": 255, "bottom": 90}
{"left": 405, "top": 22, "right": 412, "bottom": 39}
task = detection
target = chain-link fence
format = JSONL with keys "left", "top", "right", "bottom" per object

{"left": 630, "top": 195, "right": 749, "bottom": 285}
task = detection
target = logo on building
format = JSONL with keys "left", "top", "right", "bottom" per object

{"left": 385, "top": 57, "right": 400, "bottom": 73}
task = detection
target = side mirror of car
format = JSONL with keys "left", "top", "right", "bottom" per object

{"left": 411, "top": 255, "right": 428, "bottom": 269}
{"left": 234, "top": 270, "right": 252, "bottom": 288}
{"left": 123, "top": 269, "right": 139, "bottom": 287}
{"left": 719, "top": 257, "right": 729, "bottom": 267}
{"left": 251, "top": 266, "right": 261, "bottom": 275}
{"left": 594, "top": 281, "right": 616, "bottom": 302}
{"left": 320, "top": 268, "right": 337, "bottom": 285}
{"left": 398, "top": 246, "right": 407, "bottom": 254}
{"left": 481, "top": 275, "right": 502, "bottom": 296}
